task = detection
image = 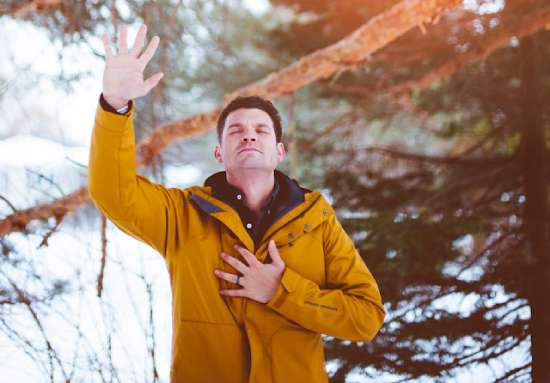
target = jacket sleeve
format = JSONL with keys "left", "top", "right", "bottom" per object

{"left": 265, "top": 212, "right": 385, "bottom": 342}
{"left": 87, "top": 95, "right": 182, "bottom": 256}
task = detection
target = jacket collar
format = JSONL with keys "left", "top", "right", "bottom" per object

{"left": 204, "top": 170, "right": 280, "bottom": 206}
{"left": 188, "top": 170, "right": 330, "bottom": 253}
{"left": 203, "top": 169, "right": 310, "bottom": 223}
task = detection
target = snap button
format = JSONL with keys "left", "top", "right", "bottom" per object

{"left": 246, "top": 223, "right": 252, "bottom": 229}
{"left": 322, "top": 209, "right": 328, "bottom": 216}
{"left": 304, "top": 223, "right": 311, "bottom": 230}
{"left": 288, "top": 232, "right": 294, "bottom": 239}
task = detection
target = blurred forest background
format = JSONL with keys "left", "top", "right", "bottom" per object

{"left": 1, "top": 0, "right": 549, "bottom": 382}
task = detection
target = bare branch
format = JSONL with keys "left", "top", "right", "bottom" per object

{"left": 5, "top": 276, "right": 70, "bottom": 381}
{"left": 0, "top": 187, "right": 87, "bottom": 237}
{"left": 0, "top": 195, "right": 18, "bottom": 213}
{"left": 96, "top": 214, "right": 107, "bottom": 297}
{"left": 9, "top": 0, "right": 63, "bottom": 18}
{"left": 37, "top": 213, "right": 64, "bottom": 249}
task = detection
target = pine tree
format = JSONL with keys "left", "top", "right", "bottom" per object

{"left": 267, "top": 0, "right": 550, "bottom": 381}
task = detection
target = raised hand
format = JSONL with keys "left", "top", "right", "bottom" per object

{"left": 101, "top": 24, "right": 164, "bottom": 110}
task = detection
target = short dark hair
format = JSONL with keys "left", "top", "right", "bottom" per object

{"left": 216, "top": 95, "right": 283, "bottom": 143}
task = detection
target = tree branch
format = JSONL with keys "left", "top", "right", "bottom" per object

{"left": 387, "top": 5, "right": 550, "bottom": 98}
{"left": 96, "top": 214, "right": 107, "bottom": 297}
{"left": 0, "top": 0, "right": 462, "bottom": 237}
{"left": 9, "top": 0, "right": 63, "bottom": 18}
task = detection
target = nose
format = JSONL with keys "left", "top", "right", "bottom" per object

{"left": 241, "top": 127, "right": 257, "bottom": 142}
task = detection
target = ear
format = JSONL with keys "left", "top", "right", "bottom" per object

{"left": 276, "top": 142, "right": 286, "bottom": 163}
{"left": 214, "top": 144, "right": 223, "bottom": 164}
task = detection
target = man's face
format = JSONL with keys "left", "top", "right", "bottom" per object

{"left": 214, "top": 108, "right": 285, "bottom": 172}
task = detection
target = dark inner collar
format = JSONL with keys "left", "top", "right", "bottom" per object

{"left": 205, "top": 171, "right": 278, "bottom": 207}
{"left": 204, "top": 169, "right": 308, "bottom": 222}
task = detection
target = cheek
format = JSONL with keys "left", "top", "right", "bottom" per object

{"left": 219, "top": 140, "right": 235, "bottom": 157}
{"left": 269, "top": 150, "right": 282, "bottom": 164}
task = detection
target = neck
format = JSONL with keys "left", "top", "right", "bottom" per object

{"left": 226, "top": 169, "right": 275, "bottom": 217}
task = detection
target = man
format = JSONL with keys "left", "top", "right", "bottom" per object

{"left": 88, "top": 23, "right": 385, "bottom": 383}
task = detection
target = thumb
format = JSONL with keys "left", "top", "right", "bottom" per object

{"left": 268, "top": 240, "right": 283, "bottom": 266}
{"left": 142, "top": 72, "right": 164, "bottom": 95}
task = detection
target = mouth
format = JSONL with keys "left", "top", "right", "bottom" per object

{"left": 238, "top": 148, "right": 262, "bottom": 154}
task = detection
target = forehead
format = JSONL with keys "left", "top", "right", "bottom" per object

{"left": 224, "top": 108, "right": 273, "bottom": 128}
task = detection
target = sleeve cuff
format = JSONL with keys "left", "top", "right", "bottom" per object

{"left": 95, "top": 97, "right": 134, "bottom": 134}
{"left": 99, "top": 93, "right": 133, "bottom": 115}
{"left": 266, "top": 267, "right": 303, "bottom": 309}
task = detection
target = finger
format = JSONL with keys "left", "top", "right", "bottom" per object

{"left": 220, "top": 252, "right": 249, "bottom": 274}
{"left": 141, "top": 72, "right": 164, "bottom": 95}
{"left": 234, "top": 245, "right": 259, "bottom": 267}
{"left": 118, "top": 24, "right": 128, "bottom": 53}
{"left": 130, "top": 24, "right": 147, "bottom": 57}
{"left": 220, "top": 288, "right": 247, "bottom": 297}
{"left": 268, "top": 240, "right": 284, "bottom": 266}
{"left": 102, "top": 33, "right": 113, "bottom": 60}
{"left": 138, "top": 35, "right": 160, "bottom": 67}
{"left": 213, "top": 270, "right": 240, "bottom": 285}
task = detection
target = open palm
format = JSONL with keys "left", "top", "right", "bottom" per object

{"left": 102, "top": 24, "right": 163, "bottom": 109}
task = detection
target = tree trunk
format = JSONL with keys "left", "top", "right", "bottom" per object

{"left": 520, "top": 34, "right": 550, "bottom": 383}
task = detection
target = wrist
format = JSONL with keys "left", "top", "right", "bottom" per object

{"left": 103, "top": 94, "right": 129, "bottom": 110}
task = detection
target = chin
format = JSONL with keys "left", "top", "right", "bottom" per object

{"left": 232, "top": 163, "right": 271, "bottom": 171}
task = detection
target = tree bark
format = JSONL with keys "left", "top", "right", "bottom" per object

{"left": 520, "top": 34, "right": 550, "bottom": 383}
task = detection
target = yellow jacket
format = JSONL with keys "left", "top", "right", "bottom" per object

{"left": 88, "top": 101, "right": 385, "bottom": 383}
